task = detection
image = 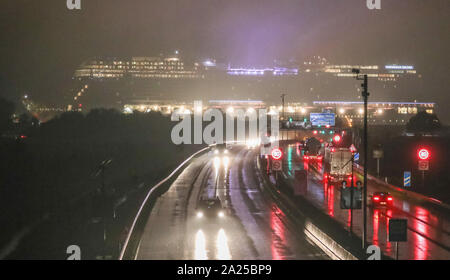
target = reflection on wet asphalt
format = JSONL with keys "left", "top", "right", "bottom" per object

{"left": 137, "top": 146, "right": 328, "bottom": 260}
{"left": 282, "top": 143, "right": 450, "bottom": 260}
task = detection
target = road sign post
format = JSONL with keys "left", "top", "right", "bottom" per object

{"left": 417, "top": 149, "right": 430, "bottom": 189}
{"left": 350, "top": 155, "right": 355, "bottom": 234}
{"left": 389, "top": 219, "right": 408, "bottom": 260}
{"left": 418, "top": 160, "right": 429, "bottom": 189}
{"left": 353, "top": 69, "right": 369, "bottom": 249}
{"left": 271, "top": 148, "right": 283, "bottom": 184}
{"left": 373, "top": 149, "right": 383, "bottom": 177}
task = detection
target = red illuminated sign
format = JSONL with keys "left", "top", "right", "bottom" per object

{"left": 271, "top": 148, "right": 283, "bottom": 160}
{"left": 418, "top": 149, "right": 430, "bottom": 160}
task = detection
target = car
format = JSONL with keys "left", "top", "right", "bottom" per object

{"left": 195, "top": 197, "right": 226, "bottom": 220}
{"left": 212, "top": 143, "right": 229, "bottom": 155}
{"left": 371, "top": 192, "right": 394, "bottom": 207}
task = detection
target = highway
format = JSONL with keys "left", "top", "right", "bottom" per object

{"left": 280, "top": 143, "right": 450, "bottom": 260}
{"left": 136, "top": 146, "right": 329, "bottom": 260}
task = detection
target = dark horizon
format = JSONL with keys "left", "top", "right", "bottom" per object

{"left": 1, "top": 0, "right": 449, "bottom": 120}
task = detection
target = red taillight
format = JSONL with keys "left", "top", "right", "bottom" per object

{"left": 387, "top": 197, "right": 393, "bottom": 201}
{"left": 374, "top": 196, "right": 380, "bottom": 201}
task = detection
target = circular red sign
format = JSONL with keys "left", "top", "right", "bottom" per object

{"left": 271, "top": 148, "right": 283, "bottom": 160}
{"left": 418, "top": 149, "right": 430, "bottom": 160}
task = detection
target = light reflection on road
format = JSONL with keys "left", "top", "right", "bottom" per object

{"left": 216, "top": 228, "right": 232, "bottom": 260}
{"left": 194, "top": 230, "right": 208, "bottom": 260}
{"left": 270, "top": 204, "right": 286, "bottom": 260}
{"left": 194, "top": 228, "right": 232, "bottom": 260}
{"left": 283, "top": 143, "right": 450, "bottom": 259}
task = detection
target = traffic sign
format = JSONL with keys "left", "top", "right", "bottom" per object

{"left": 349, "top": 144, "right": 357, "bottom": 153}
{"left": 404, "top": 171, "right": 411, "bottom": 187}
{"left": 310, "top": 113, "right": 336, "bottom": 126}
{"left": 418, "top": 148, "right": 430, "bottom": 160}
{"left": 354, "top": 153, "right": 360, "bottom": 163}
{"left": 272, "top": 160, "right": 282, "bottom": 171}
{"left": 271, "top": 148, "right": 283, "bottom": 160}
{"left": 389, "top": 219, "right": 408, "bottom": 242}
{"left": 418, "top": 160, "right": 429, "bottom": 171}
{"left": 373, "top": 149, "right": 384, "bottom": 159}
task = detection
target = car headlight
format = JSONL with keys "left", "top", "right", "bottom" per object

{"left": 214, "top": 150, "right": 219, "bottom": 155}
{"left": 197, "top": 212, "right": 204, "bottom": 218}
{"left": 218, "top": 211, "right": 225, "bottom": 218}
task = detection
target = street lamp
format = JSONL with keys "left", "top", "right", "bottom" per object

{"left": 352, "top": 68, "right": 369, "bottom": 250}
{"left": 280, "top": 94, "right": 287, "bottom": 121}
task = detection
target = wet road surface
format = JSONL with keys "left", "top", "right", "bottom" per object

{"left": 280, "top": 143, "right": 450, "bottom": 260}
{"left": 136, "top": 146, "right": 329, "bottom": 260}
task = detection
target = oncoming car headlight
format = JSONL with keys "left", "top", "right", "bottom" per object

{"left": 218, "top": 211, "right": 225, "bottom": 218}
{"left": 197, "top": 211, "right": 204, "bottom": 218}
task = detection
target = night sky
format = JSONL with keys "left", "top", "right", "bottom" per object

{"left": 1, "top": 0, "right": 449, "bottom": 120}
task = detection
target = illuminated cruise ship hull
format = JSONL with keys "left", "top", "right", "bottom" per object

{"left": 69, "top": 56, "right": 424, "bottom": 110}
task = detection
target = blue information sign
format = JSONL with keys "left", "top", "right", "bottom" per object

{"left": 404, "top": 171, "right": 411, "bottom": 187}
{"left": 310, "top": 113, "right": 336, "bottom": 126}
{"left": 354, "top": 153, "right": 360, "bottom": 162}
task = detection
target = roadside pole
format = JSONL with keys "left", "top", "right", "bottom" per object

{"left": 373, "top": 149, "right": 383, "bottom": 178}
{"left": 377, "top": 158, "right": 380, "bottom": 177}
{"left": 353, "top": 69, "right": 369, "bottom": 249}
{"left": 94, "top": 159, "right": 112, "bottom": 258}
{"left": 362, "top": 74, "right": 369, "bottom": 250}
{"left": 350, "top": 155, "right": 354, "bottom": 234}
{"left": 422, "top": 170, "right": 425, "bottom": 189}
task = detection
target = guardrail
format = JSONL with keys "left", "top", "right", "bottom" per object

{"left": 256, "top": 155, "right": 361, "bottom": 260}
{"left": 118, "top": 146, "right": 210, "bottom": 260}
{"left": 354, "top": 164, "right": 450, "bottom": 211}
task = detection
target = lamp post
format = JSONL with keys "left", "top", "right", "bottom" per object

{"left": 280, "top": 94, "right": 287, "bottom": 140}
{"left": 353, "top": 69, "right": 369, "bottom": 249}
{"left": 94, "top": 158, "right": 113, "bottom": 257}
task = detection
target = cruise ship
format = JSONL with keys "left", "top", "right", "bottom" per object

{"left": 69, "top": 53, "right": 424, "bottom": 111}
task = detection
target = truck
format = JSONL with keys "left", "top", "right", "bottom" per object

{"left": 324, "top": 147, "right": 353, "bottom": 182}
{"left": 303, "top": 137, "right": 322, "bottom": 160}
